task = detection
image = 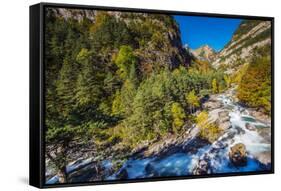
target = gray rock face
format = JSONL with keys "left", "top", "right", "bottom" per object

{"left": 46, "top": 7, "right": 96, "bottom": 22}
{"left": 46, "top": 7, "right": 192, "bottom": 73}
{"left": 192, "top": 45, "right": 217, "bottom": 63}
{"left": 212, "top": 20, "right": 271, "bottom": 72}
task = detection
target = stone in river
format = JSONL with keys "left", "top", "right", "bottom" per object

{"left": 203, "top": 100, "right": 222, "bottom": 110}
{"left": 192, "top": 155, "right": 212, "bottom": 175}
{"left": 229, "top": 143, "right": 247, "bottom": 167}
{"left": 245, "top": 123, "right": 256, "bottom": 131}
{"left": 116, "top": 168, "right": 128, "bottom": 179}
{"left": 145, "top": 163, "right": 159, "bottom": 177}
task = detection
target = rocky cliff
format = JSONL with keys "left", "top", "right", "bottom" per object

{"left": 192, "top": 45, "right": 217, "bottom": 63}
{"left": 46, "top": 8, "right": 191, "bottom": 73}
{"left": 212, "top": 20, "right": 271, "bottom": 70}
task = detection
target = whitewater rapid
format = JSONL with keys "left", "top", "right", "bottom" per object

{"left": 107, "top": 94, "right": 271, "bottom": 180}
{"left": 46, "top": 92, "right": 271, "bottom": 184}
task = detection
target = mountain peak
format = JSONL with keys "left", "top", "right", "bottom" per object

{"left": 199, "top": 44, "right": 216, "bottom": 52}
{"left": 192, "top": 45, "right": 217, "bottom": 62}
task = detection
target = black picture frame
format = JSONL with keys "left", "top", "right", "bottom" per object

{"left": 30, "top": 2, "right": 274, "bottom": 189}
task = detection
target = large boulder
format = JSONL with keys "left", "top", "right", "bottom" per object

{"left": 229, "top": 143, "right": 247, "bottom": 166}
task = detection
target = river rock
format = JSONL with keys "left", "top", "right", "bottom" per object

{"left": 248, "top": 109, "right": 271, "bottom": 125}
{"left": 192, "top": 155, "right": 212, "bottom": 175}
{"left": 131, "top": 141, "right": 150, "bottom": 156}
{"left": 219, "top": 121, "right": 231, "bottom": 131}
{"left": 235, "top": 126, "right": 246, "bottom": 135}
{"left": 255, "top": 151, "right": 271, "bottom": 168}
{"left": 218, "top": 111, "right": 231, "bottom": 130}
{"left": 229, "top": 143, "right": 247, "bottom": 166}
{"left": 116, "top": 168, "right": 128, "bottom": 179}
{"left": 145, "top": 163, "right": 159, "bottom": 177}
{"left": 218, "top": 111, "right": 230, "bottom": 121}
{"left": 245, "top": 123, "right": 256, "bottom": 131}
{"left": 257, "top": 128, "right": 271, "bottom": 143}
{"left": 203, "top": 100, "right": 222, "bottom": 110}
{"left": 184, "top": 137, "right": 209, "bottom": 154}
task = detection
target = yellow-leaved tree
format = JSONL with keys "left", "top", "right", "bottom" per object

{"left": 196, "top": 111, "right": 222, "bottom": 143}
{"left": 171, "top": 102, "right": 186, "bottom": 133}
{"left": 185, "top": 90, "right": 200, "bottom": 113}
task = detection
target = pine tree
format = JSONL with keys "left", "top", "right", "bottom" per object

{"left": 56, "top": 58, "right": 78, "bottom": 117}
{"left": 75, "top": 48, "right": 103, "bottom": 107}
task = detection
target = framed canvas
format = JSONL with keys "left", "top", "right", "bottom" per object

{"left": 30, "top": 2, "right": 274, "bottom": 188}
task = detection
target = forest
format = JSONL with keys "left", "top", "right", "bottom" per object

{"left": 45, "top": 9, "right": 272, "bottom": 184}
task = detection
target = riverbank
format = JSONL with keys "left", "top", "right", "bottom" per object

{"left": 46, "top": 87, "right": 271, "bottom": 184}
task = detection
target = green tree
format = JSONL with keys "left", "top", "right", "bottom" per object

{"left": 115, "top": 45, "right": 137, "bottom": 80}
{"left": 171, "top": 102, "right": 186, "bottom": 133}
{"left": 224, "top": 75, "right": 231, "bottom": 88}
{"left": 185, "top": 90, "right": 200, "bottom": 113}
{"left": 90, "top": 13, "right": 135, "bottom": 49}
{"left": 212, "top": 78, "right": 218, "bottom": 94}
{"left": 75, "top": 48, "right": 104, "bottom": 107}
{"left": 55, "top": 58, "right": 78, "bottom": 117}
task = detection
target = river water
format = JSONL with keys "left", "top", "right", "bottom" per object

{"left": 107, "top": 94, "right": 271, "bottom": 180}
{"left": 46, "top": 92, "right": 271, "bottom": 184}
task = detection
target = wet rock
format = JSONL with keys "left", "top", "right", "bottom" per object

{"left": 131, "top": 141, "right": 150, "bottom": 156}
{"left": 145, "top": 163, "right": 159, "bottom": 177}
{"left": 68, "top": 163, "right": 104, "bottom": 183}
{"left": 245, "top": 123, "right": 256, "bottom": 131}
{"left": 248, "top": 109, "right": 271, "bottom": 125}
{"left": 234, "top": 126, "right": 246, "bottom": 135}
{"left": 192, "top": 155, "right": 212, "bottom": 175}
{"left": 219, "top": 111, "right": 230, "bottom": 119}
{"left": 255, "top": 151, "right": 271, "bottom": 167}
{"left": 229, "top": 143, "right": 247, "bottom": 166}
{"left": 208, "top": 109, "right": 230, "bottom": 131}
{"left": 213, "top": 140, "right": 228, "bottom": 150}
{"left": 217, "top": 111, "right": 231, "bottom": 130}
{"left": 142, "top": 133, "right": 187, "bottom": 158}
{"left": 116, "top": 168, "right": 128, "bottom": 179}
{"left": 203, "top": 100, "right": 222, "bottom": 110}
{"left": 183, "top": 137, "right": 210, "bottom": 154}
{"left": 219, "top": 121, "right": 231, "bottom": 130}
{"left": 257, "top": 128, "right": 271, "bottom": 143}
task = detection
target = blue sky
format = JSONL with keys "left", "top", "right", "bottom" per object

{"left": 173, "top": 15, "right": 241, "bottom": 51}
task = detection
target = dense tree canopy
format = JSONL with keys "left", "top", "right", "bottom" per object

{"left": 44, "top": 9, "right": 271, "bottom": 183}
